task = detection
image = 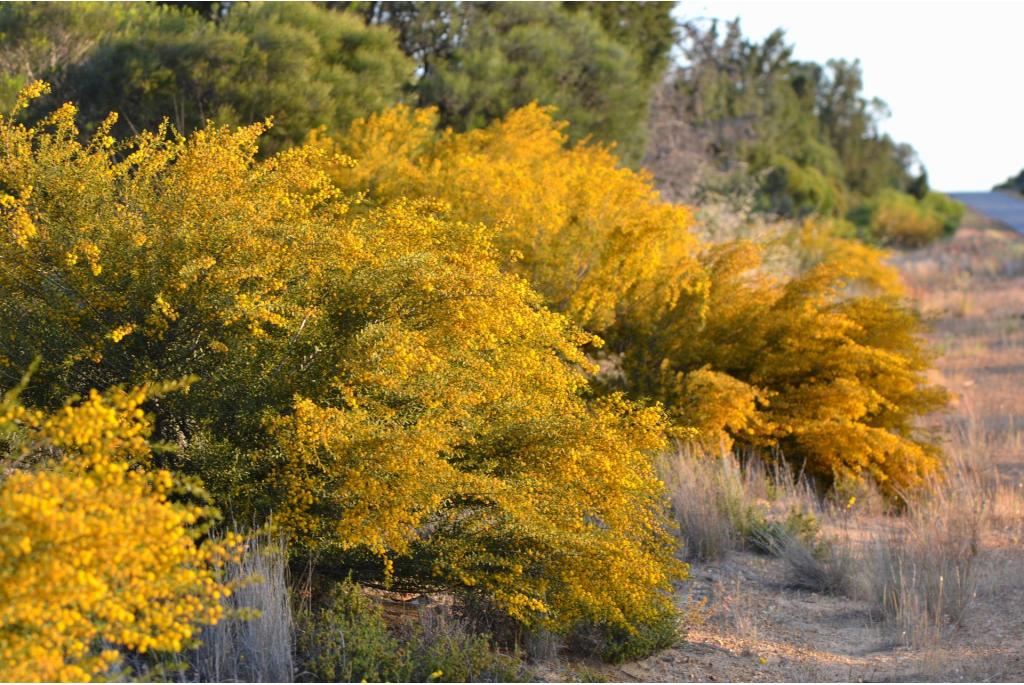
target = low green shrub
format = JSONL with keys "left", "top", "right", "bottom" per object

{"left": 568, "top": 607, "right": 681, "bottom": 665}
{"left": 851, "top": 189, "right": 963, "bottom": 247}
{"left": 294, "top": 577, "right": 528, "bottom": 682}
{"left": 748, "top": 506, "right": 821, "bottom": 555}
{"left": 598, "top": 610, "right": 681, "bottom": 664}
{"left": 922, "top": 191, "right": 965, "bottom": 236}
{"left": 405, "top": 621, "right": 526, "bottom": 683}
{"left": 295, "top": 578, "right": 406, "bottom": 683}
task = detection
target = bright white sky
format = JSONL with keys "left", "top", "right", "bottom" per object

{"left": 678, "top": 1, "right": 1024, "bottom": 191}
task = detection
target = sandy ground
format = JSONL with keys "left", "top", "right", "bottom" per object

{"left": 553, "top": 210, "right": 1024, "bottom": 683}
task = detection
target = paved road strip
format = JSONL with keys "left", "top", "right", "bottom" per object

{"left": 950, "top": 191, "right": 1024, "bottom": 233}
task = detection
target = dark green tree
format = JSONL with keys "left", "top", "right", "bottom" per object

{"left": 417, "top": 3, "right": 652, "bottom": 163}
{"left": 0, "top": 2, "right": 134, "bottom": 110}
{"left": 907, "top": 170, "right": 930, "bottom": 200}
{"left": 338, "top": 2, "right": 664, "bottom": 164}
{"left": 564, "top": 1, "right": 677, "bottom": 84}
{"left": 995, "top": 168, "right": 1024, "bottom": 194}
{"left": 21, "top": 2, "right": 412, "bottom": 152}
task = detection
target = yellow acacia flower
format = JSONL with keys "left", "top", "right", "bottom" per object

{"left": 0, "top": 382, "right": 238, "bottom": 682}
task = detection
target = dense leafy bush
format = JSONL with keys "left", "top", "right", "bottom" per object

{"left": 295, "top": 576, "right": 527, "bottom": 682}
{"left": 1, "top": 2, "right": 412, "bottom": 152}
{"left": 324, "top": 104, "right": 948, "bottom": 498}
{"left": 0, "top": 378, "right": 238, "bottom": 681}
{"left": 852, "top": 189, "right": 964, "bottom": 247}
{"left": 0, "top": 86, "right": 681, "bottom": 637}
{"left": 921, "top": 191, "right": 966, "bottom": 236}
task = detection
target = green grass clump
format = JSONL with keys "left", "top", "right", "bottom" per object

{"left": 295, "top": 577, "right": 527, "bottom": 682}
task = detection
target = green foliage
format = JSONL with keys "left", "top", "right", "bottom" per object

{"left": 747, "top": 506, "right": 821, "bottom": 555}
{"left": 295, "top": 577, "right": 527, "bottom": 682}
{"left": 759, "top": 150, "right": 846, "bottom": 216}
{"left": 563, "top": 1, "right": 677, "bottom": 84}
{"left": 345, "top": 2, "right": 656, "bottom": 164}
{"left": 657, "top": 19, "right": 944, "bottom": 231}
{"left": 995, "top": 167, "right": 1024, "bottom": 193}
{"left": 295, "top": 577, "right": 407, "bottom": 682}
{"left": 417, "top": 3, "right": 651, "bottom": 164}
{"left": 404, "top": 622, "right": 527, "bottom": 683}
{"left": 0, "top": 90, "right": 681, "bottom": 636}
{"left": 2, "top": 2, "right": 670, "bottom": 163}
{"left": 852, "top": 189, "right": 964, "bottom": 247}
{"left": 599, "top": 609, "right": 681, "bottom": 664}
{"left": 0, "top": 2, "right": 135, "bottom": 107}
{"left": 922, "top": 191, "right": 965, "bottom": 235}
{"left": 5, "top": 2, "right": 412, "bottom": 152}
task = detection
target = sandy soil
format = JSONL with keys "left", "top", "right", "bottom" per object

{"left": 558, "top": 211, "right": 1024, "bottom": 683}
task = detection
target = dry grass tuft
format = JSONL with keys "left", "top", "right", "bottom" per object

{"left": 774, "top": 531, "right": 860, "bottom": 597}
{"left": 660, "top": 449, "right": 743, "bottom": 561}
{"left": 186, "top": 533, "right": 295, "bottom": 682}
{"left": 660, "top": 445, "right": 826, "bottom": 562}
{"left": 867, "top": 467, "right": 985, "bottom": 647}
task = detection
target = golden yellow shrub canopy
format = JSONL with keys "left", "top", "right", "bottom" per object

{"left": 0, "top": 379, "right": 238, "bottom": 682}
{"left": 0, "top": 85, "right": 682, "bottom": 633}
{"left": 324, "top": 104, "right": 947, "bottom": 496}
{"left": 320, "top": 103, "right": 703, "bottom": 334}
{"left": 622, "top": 233, "right": 947, "bottom": 495}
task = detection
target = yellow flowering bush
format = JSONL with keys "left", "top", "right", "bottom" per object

{"left": 321, "top": 103, "right": 703, "bottom": 334}
{"left": 322, "top": 105, "right": 946, "bottom": 497}
{"left": 0, "top": 379, "right": 238, "bottom": 682}
{"left": 0, "top": 85, "right": 682, "bottom": 634}
{"left": 623, "top": 235, "right": 948, "bottom": 496}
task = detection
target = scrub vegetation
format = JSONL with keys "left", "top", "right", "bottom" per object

{"left": 0, "top": 3, "right": 992, "bottom": 682}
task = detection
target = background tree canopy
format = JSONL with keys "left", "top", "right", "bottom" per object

{"left": 0, "top": 1, "right": 675, "bottom": 163}
{"left": 995, "top": 167, "right": 1024, "bottom": 194}
{"left": 334, "top": 1, "right": 676, "bottom": 164}
{"left": 643, "top": 18, "right": 959, "bottom": 245}
{"left": 39, "top": 3, "right": 411, "bottom": 152}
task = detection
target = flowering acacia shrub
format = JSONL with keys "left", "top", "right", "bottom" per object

{"left": 0, "top": 379, "right": 238, "bottom": 682}
{"left": 318, "top": 103, "right": 703, "bottom": 334}
{"left": 620, "top": 234, "right": 948, "bottom": 496}
{"left": 0, "top": 84, "right": 682, "bottom": 635}
{"left": 324, "top": 105, "right": 946, "bottom": 497}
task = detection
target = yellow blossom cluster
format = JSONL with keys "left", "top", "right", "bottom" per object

{"left": 627, "top": 237, "right": 947, "bottom": 494}
{"left": 0, "top": 86, "right": 681, "bottom": 638}
{"left": 323, "top": 104, "right": 947, "bottom": 497}
{"left": 321, "top": 103, "right": 703, "bottom": 334}
{"left": 0, "top": 382, "right": 239, "bottom": 682}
